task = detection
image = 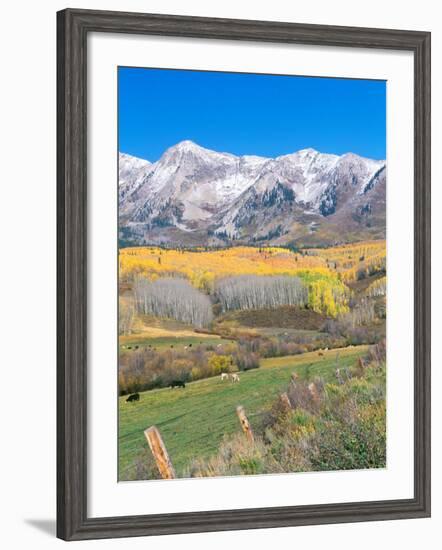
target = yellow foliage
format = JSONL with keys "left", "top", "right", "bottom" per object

{"left": 208, "top": 354, "right": 233, "bottom": 375}
{"left": 119, "top": 242, "right": 385, "bottom": 317}
{"left": 120, "top": 245, "right": 337, "bottom": 285}
{"left": 308, "top": 280, "right": 349, "bottom": 317}
{"left": 304, "top": 240, "right": 386, "bottom": 283}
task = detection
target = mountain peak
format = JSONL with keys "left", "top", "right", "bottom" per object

{"left": 276, "top": 147, "right": 321, "bottom": 162}
{"left": 297, "top": 147, "right": 318, "bottom": 155}
{"left": 176, "top": 139, "right": 199, "bottom": 148}
{"left": 119, "top": 151, "right": 151, "bottom": 165}
{"left": 171, "top": 140, "right": 209, "bottom": 154}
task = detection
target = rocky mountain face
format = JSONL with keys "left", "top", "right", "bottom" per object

{"left": 119, "top": 141, "right": 386, "bottom": 247}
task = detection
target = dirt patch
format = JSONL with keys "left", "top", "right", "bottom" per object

{"left": 216, "top": 306, "right": 327, "bottom": 330}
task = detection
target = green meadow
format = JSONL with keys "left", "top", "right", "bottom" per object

{"left": 118, "top": 345, "right": 368, "bottom": 480}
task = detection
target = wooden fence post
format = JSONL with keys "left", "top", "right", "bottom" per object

{"left": 280, "top": 392, "right": 292, "bottom": 410}
{"left": 335, "top": 368, "right": 344, "bottom": 384}
{"left": 236, "top": 405, "right": 254, "bottom": 443}
{"left": 308, "top": 382, "right": 320, "bottom": 402}
{"left": 144, "top": 426, "right": 176, "bottom": 479}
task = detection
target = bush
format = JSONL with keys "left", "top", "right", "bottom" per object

{"left": 208, "top": 354, "right": 233, "bottom": 375}
{"left": 234, "top": 351, "right": 260, "bottom": 371}
{"left": 123, "top": 443, "right": 162, "bottom": 481}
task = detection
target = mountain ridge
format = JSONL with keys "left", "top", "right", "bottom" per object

{"left": 119, "top": 141, "right": 386, "bottom": 247}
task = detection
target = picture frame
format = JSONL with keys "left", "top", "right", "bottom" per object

{"left": 57, "top": 8, "right": 431, "bottom": 541}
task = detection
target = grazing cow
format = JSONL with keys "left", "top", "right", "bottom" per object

{"left": 170, "top": 380, "right": 186, "bottom": 389}
{"left": 318, "top": 351, "right": 324, "bottom": 356}
{"left": 126, "top": 392, "right": 140, "bottom": 403}
{"left": 134, "top": 345, "right": 139, "bottom": 350}
{"left": 127, "top": 346, "right": 132, "bottom": 350}
{"left": 231, "top": 373, "right": 240, "bottom": 383}
{"left": 220, "top": 373, "right": 229, "bottom": 381}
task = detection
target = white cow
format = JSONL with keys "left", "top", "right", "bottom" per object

{"left": 231, "top": 373, "right": 240, "bottom": 383}
{"left": 220, "top": 373, "right": 229, "bottom": 381}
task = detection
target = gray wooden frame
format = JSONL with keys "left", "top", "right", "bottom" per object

{"left": 57, "top": 8, "right": 431, "bottom": 541}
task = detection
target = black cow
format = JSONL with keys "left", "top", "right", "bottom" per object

{"left": 126, "top": 392, "right": 140, "bottom": 403}
{"left": 169, "top": 380, "right": 186, "bottom": 389}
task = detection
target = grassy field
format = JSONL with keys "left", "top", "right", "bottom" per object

{"left": 120, "top": 334, "right": 231, "bottom": 351}
{"left": 119, "top": 314, "right": 232, "bottom": 350}
{"left": 118, "top": 344, "right": 368, "bottom": 480}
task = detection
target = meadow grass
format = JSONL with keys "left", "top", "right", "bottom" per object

{"left": 120, "top": 334, "right": 230, "bottom": 351}
{"left": 118, "top": 345, "right": 368, "bottom": 479}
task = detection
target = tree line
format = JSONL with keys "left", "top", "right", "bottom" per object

{"left": 133, "top": 277, "right": 213, "bottom": 328}
{"left": 215, "top": 275, "right": 308, "bottom": 312}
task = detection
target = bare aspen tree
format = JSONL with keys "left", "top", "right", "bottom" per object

{"left": 133, "top": 277, "right": 213, "bottom": 328}
{"left": 215, "top": 275, "right": 308, "bottom": 312}
{"left": 118, "top": 297, "right": 135, "bottom": 335}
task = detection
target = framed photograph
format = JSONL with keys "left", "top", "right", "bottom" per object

{"left": 57, "top": 8, "right": 431, "bottom": 541}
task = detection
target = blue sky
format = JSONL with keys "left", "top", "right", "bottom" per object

{"left": 118, "top": 67, "right": 386, "bottom": 162}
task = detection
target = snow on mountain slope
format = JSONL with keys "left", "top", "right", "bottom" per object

{"left": 120, "top": 141, "right": 270, "bottom": 225}
{"left": 118, "top": 153, "right": 152, "bottom": 204}
{"left": 118, "top": 141, "right": 386, "bottom": 246}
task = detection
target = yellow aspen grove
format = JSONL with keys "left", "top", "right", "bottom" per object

{"left": 119, "top": 241, "right": 384, "bottom": 317}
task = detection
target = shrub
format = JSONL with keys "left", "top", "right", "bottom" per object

{"left": 234, "top": 351, "right": 260, "bottom": 371}
{"left": 186, "top": 433, "right": 282, "bottom": 478}
{"left": 208, "top": 354, "right": 233, "bottom": 375}
{"left": 123, "top": 443, "right": 162, "bottom": 481}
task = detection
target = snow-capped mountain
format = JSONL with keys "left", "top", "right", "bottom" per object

{"left": 119, "top": 153, "right": 152, "bottom": 203}
{"left": 119, "top": 140, "right": 386, "bottom": 247}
